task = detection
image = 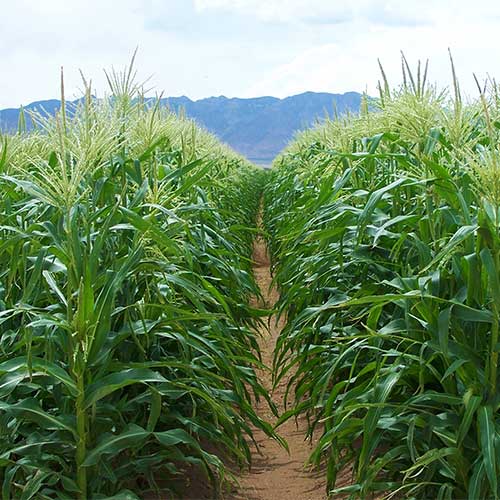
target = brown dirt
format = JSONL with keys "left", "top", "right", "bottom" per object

{"left": 226, "top": 228, "right": 328, "bottom": 500}
{"left": 176, "top": 211, "right": 354, "bottom": 500}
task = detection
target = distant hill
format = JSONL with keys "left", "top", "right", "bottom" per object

{"left": 0, "top": 91, "right": 363, "bottom": 164}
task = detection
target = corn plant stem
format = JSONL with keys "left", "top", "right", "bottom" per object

{"left": 490, "top": 305, "right": 499, "bottom": 400}
{"left": 490, "top": 248, "right": 500, "bottom": 402}
{"left": 76, "top": 371, "right": 87, "bottom": 500}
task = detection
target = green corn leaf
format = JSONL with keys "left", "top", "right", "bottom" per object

{"left": 423, "top": 225, "right": 477, "bottom": 272}
{"left": 468, "top": 460, "right": 485, "bottom": 500}
{"left": 0, "top": 399, "right": 76, "bottom": 436}
{"left": 42, "top": 270, "right": 67, "bottom": 306}
{"left": 83, "top": 424, "right": 150, "bottom": 467}
{"left": 83, "top": 369, "right": 167, "bottom": 409}
{"left": 478, "top": 405, "right": 498, "bottom": 494}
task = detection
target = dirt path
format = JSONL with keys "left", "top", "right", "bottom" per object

{"left": 229, "top": 227, "right": 327, "bottom": 500}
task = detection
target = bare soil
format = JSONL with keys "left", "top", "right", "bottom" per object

{"left": 178, "top": 215, "right": 354, "bottom": 500}
{"left": 226, "top": 229, "right": 328, "bottom": 500}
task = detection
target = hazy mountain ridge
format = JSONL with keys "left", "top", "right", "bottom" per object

{"left": 0, "top": 91, "right": 363, "bottom": 163}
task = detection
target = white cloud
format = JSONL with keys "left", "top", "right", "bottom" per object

{"left": 194, "top": 0, "right": 350, "bottom": 23}
{"left": 0, "top": 0, "right": 500, "bottom": 108}
{"left": 193, "top": 0, "right": 468, "bottom": 26}
{"left": 0, "top": 0, "right": 146, "bottom": 106}
{"left": 241, "top": 4, "right": 500, "bottom": 99}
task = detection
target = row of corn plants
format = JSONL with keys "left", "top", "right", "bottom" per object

{"left": 0, "top": 64, "right": 273, "bottom": 498}
{"left": 264, "top": 61, "right": 500, "bottom": 499}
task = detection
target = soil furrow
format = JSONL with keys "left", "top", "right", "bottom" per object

{"left": 229, "top": 224, "right": 327, "bottom": 500}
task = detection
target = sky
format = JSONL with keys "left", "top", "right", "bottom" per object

{"left": 1, "top": 0, "right": 500, "bottom": 108}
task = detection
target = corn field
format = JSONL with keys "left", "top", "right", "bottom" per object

{"left": 265, "top": 59, "right": 500, "bottom": 499}
{"left": 0, "top": 63, "right": 275, "bottom": 498}
{"left": 2, "top": 56, "right": 500, "bottom": 499}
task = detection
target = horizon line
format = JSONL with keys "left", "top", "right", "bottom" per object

{"left": 0, "top": 90, "right": 367, "bottom": 111}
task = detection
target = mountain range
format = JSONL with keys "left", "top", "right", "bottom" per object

{"left": 0, "top": 91, "right": 363, "bottom": 164}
